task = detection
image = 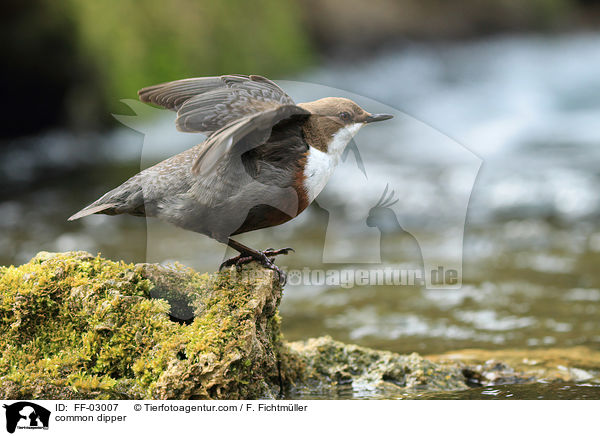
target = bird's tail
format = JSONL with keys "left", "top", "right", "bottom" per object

{"left": 67, "top": 202, "right": 118, "bottom": 221}
{"left": 68, "top": 177, "right": 146, "bottom": 221}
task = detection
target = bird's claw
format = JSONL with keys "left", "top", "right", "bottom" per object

{"left": 263, "top": 247, "right": 295, "bottom": 257}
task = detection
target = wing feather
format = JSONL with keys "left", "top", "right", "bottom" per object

{"left": 138, "top": 74, "right": 295, "bottom": 134}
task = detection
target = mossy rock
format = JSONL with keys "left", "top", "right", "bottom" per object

{"left": 0, "top": 251, "right": 469, "bottom": 400}
{"left": 0, "top": 251, "right": 283, "bottom": 399}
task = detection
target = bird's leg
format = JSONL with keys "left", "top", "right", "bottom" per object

{"left": 219, "top": 238, "right": 294, "bottom": 284}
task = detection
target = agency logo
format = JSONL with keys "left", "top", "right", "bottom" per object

{"left": 2, "top": 402, "right": 50, "bottom": 434}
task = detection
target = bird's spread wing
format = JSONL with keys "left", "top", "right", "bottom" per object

{"left": 138, "top": 74, "right": 309, "bottom": 177}
{"left": 138, "top": 74, "right": 296, "bottom": 134}
{"left": 192, "top": 104, "right": 309, "bottom": 176}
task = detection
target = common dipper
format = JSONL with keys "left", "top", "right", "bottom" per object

{"left": 69, "top": 74, "right": 393, "bottom": 281}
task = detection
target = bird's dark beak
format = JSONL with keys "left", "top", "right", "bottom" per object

{"left": 365, "top": 113, "right": 394, "bottom": 123}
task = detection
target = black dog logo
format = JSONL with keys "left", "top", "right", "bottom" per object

{"left": 3, "top": 402, "right": 50, "bottom": 433}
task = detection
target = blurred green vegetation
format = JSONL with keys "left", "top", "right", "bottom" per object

{"left": 67, "top": 0, "right": 314, "bottom": 102}
{"left": 1, "top": 0, "right": 314, "bottom": 136}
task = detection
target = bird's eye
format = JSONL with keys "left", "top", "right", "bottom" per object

{"left": 339, "top": 112, "right": 351, "bottom": 121}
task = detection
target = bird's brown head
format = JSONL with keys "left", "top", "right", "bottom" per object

{"left": 298, "top": 97, "right": 393, "bottom": 153}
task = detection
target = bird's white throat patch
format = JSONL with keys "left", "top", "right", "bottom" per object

{"left": 303, "top": 123, "right": 362, "bottom": 202}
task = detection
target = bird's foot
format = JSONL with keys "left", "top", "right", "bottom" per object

{"left": 256, "top": 252, "right": 287, "bottom": 285}
{"left": 219, "top": 247, "right": 294, "bottom": 284}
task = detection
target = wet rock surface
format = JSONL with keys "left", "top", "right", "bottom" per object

{"left": 1, "top": 252, "right": 599, "bottom": 399}
{"left": 282, "top": 336, "right": 468, "bottom": 398}
{"left": 428, "top": 347, "right": 600, "bottom": 387}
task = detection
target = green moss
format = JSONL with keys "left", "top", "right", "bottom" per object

{"left": 0, "top": 251, "right": 283, "bottom": 399}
